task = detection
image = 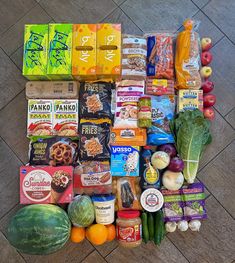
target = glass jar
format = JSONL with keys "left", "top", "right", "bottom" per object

{"left": 116, "top": 210, "right": 142, "bottom": 248}
{"left": 138, "top": 96, "right": 152, "bottom": 128}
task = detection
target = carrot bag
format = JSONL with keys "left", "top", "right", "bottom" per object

{"left": 175, "top": 19, "right": 201, "bottom": 89}
{"left": 146, "top": 33, "right": 175, "bottom": 80}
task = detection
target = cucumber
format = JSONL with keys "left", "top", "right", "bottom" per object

{"left": 141, "top": 212, "right": 149, "bottom": 243}
{"left": 154, "top": 210, "right": 166, "bottom": 246}
{"left": 148, "top": 212, "right": 154, "bottom": 241}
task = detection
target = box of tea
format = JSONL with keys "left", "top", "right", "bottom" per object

{"left": 22, "top": 24, "right": 49, "bottom": 80}
{"left": 72, "top": 24, "right": 97, "bottom": 80}
{"left": 96, "top": 24, "right": 121, "bottom": 80}
{"left": 47, "top": 24, "right": 73, "bottom": 80}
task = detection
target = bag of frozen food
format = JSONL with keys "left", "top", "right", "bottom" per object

{"left": 146, "top": 33, "right": 174, "bottom": 79}
{"left": 29, "top": 136, "right": 79, "bottom": 166}
{"left": 145, "top": 79, "right": 175, "bottom": 96}
{"left": 121, "top": 34, "right": 147, "bottom": 80}
{"left": 73, "top": 161, "right": 112, "bottom": 195}
{"left": 175, "top": 19, "right": 201, "bottom": 89}
{"left": 79, "top": 82, "right": 112, "bottom": 119}
{"left": 147, "top": 95, "right": 175, "bottom": 146}
{"left": 114, "top": 80, "right": 144, "bottom": 128}
{"left": 79, "top": 118, "right": 111, "bottom": 161}
{"left": 115, "top": 177, "right": 142, "bottom": 211}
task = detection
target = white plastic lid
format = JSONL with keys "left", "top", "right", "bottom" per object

{"left": 140, "top": 188, "right": 164, "bottom": 212}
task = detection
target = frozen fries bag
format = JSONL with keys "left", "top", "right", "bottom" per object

{"left": 175, "top": 19, "right": 201, "bottom": 89}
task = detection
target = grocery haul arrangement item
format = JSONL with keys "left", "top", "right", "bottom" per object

{"left": 7, "top": 19, "right": 217, "bottom": 255}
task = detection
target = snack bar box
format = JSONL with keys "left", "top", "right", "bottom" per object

{"left": 177, "top": 89, "right": 203, "bottom": 112}
{"left": 20, "top": 166, "right": 73, "bottom": 204}
{"left": 47, "top": 24, "right": 73, "bottom": 80}
{"left": 22, "top": 24, "right": 49, "bottom": 80}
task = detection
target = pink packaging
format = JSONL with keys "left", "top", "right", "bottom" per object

{"left": 20, "top": 166, "right": 73, "bottom": 204}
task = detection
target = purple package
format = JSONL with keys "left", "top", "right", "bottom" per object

{"left": 182, "top": 182, "right": 207, "bottom": 221}
{"left": 161, "top": 189, "right": 184, "bottom": 222}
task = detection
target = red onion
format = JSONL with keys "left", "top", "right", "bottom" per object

{"left": 158, "top": 144, "right": 177, "bottom": 158}
{"left": 168, "top": 157, "right": 184, "bottom": 172}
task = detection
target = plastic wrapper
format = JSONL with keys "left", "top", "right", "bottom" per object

{"left": 29, "top": 136, "right": 79, "bottom": 166}
{"left": 175, "top": 19, "right": 201, "bottom": 89}
{"left": 145, "top": 79, "right": 175, "bottom": 96}
{"left": 146, "top": 33, "right": 174, "bottom": 79}
{"left": 113, "top": 177, "right": 142, "bottom": 211}
{"left": 79, "top": 82, "right": 112, "bottom": 119}
{"left": 121, "top": 34, "right": 147, "bottom": 80}
{"left": 73, "top": 161, "right": 112, "bottom": 195}
{"left": 147, "top": 95, "right": 175, "bottom": 146}
{"left": 79, "top": 119, "right": 111, "bottom": 161}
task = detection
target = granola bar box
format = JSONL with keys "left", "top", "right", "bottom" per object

{"left": 96, "top": 24, "right": 121, "bottom": 80}
{"left": 72, "top": 24, "right": 97, "bottom": 80}
{"left": 47, "top": 24, "right": 73, "bottom": 80}
{"left": 53, "top": 99, "right": 79, "bottom": 136}
{"left": 177, "top": 89, "right": 203, "bottom": 112}
{"left": 27, "top": 99, "right": 53, "bottom": 136}
{"left": 20, "top": 166, "right": 73, "bottom": 204}
{"left": 22, "top": 24, "right": 49, "bottom": 80}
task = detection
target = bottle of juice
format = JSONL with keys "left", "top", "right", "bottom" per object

{"left": 140, "top": 146, "right": 160, "bottom": 189}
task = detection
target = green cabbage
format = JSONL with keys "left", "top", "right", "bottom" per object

{"left": 170, "top": 109, "right": 212, "bottom": 183}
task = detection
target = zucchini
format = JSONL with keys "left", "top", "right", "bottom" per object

{"left": 141, "top": 212, "right": 149, "bottom": 243}
{"left": 148, "top": 212, "right": 154, "bottom": 241}
{"left": 154, "top": 210, "right": 166, "bottom": 246}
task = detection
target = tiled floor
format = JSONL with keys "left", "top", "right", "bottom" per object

{"left": 0, "top": 0, "right": 234, "bottom": 262}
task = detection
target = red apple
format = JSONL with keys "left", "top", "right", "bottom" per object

{"left": 203, "top": 107, "right": 215, "bottom": 120}
{"left": 201, "top": 51, "right": 213, "bottom": 66}
{"left": 201, "top": 80, "right": 214, "bottom": 93}
{"left": 200, "top": 66, "right": 212, "bottom": 79}
{"left": 203, "top": 94, "right": 216, "bottom": 107}
{"left": 201, "top": 37, "right": 212, "bottom": 51}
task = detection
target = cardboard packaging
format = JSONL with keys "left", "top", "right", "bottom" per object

{"left": 26, "top": 81, "right": 79, "bottom": 99}
{"left": 96, "top": 24, "right": 121, "bottom": 80}
{"left": 47, "top": 24, "right": 73, "bottom": 80}
{"left": 27, "top": 99, "right": 53, "bottom": 136}
{"left": 177, "top": 90, "right": 203, "bottom": 112}
{"left": 20, "top": 166, "right": 73, "bottom": 204}
{"left": 72, "top": 24, "right": 97, "bottom": 80}
{"left": 22, "top": 24, "right": 49, "bottom": 80}
{"left": 53, "top": 99, "right": 79, "bottom": 136}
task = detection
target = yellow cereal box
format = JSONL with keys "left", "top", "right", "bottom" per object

{"left": 96, "top": 24, "right": 121, "bottom": 80}
{"left": 72, "top": 24, "right": 97, "bottom": 80}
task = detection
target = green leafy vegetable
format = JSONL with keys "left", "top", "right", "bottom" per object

{"left": 170, "top": 109, "right": 212, "bottom": 183}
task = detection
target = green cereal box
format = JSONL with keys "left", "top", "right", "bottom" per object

{"left": 22, "top": 24, "right": 49, "bottom": 80}
{"left": 47, "top": 24, "right": 73, "bottom": 80}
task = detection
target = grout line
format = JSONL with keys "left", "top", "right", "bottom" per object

{"left": 37, "top": 2, "right": 55, "bottom": 22}
{"left": 0, "top": 202, "right": 20, "bottom": 221}
{"left": 190, "top": 0, "right": 212, "bottom": 11}
{"left": 80, "top": 247, "right": 96, "bottom": 263}
{"left": 95, "top": 248, "right": 109, "bottom": 263}
{"left": 100, "top": 5, "right": 120, "bottom": 22}
{"left": 0, "top": 46, "right": 23, "bottom": 73}
{"left": 224, "top": 107, "right": 235, "bottom": 117}
{"left": 214, "top": 107, "right": 235, "bottom": 131}
{"left": 104, "top": 244, "right": 119, "bottom": 259}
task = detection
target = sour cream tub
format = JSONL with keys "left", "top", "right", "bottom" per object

{"left": 92, "top": 195, "right": 116, "bottom": 225}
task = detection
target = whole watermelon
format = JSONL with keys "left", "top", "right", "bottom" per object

{"left": 7, "top": 204, "right": 71, "bottom": 255}
{"left": 68, "top": 195, "right": 95, "bottom": 227}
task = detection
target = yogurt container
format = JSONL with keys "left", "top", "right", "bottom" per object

{"left": 92, "top": 195, "right": 116, "bottom": 225}
{"left": 140, "top": 188, "right": 164, "bottom": 212}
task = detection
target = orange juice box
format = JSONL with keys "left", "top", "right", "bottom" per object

{"left": 96, "top": 24, "right": 121, "bottom": 80}
{"left": 72, "top": 24, "right": 97, "bottom": 80}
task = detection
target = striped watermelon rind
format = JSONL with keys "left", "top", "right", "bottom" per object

{"left": 7, "top": 204, "right": 71, "bottom": 255}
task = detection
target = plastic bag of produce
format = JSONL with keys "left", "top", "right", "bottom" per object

{"left": 175, "top": 19, "right": 201, "bottom": 89}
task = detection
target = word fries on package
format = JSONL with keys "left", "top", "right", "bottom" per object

{"left": 72, "top": 24, "right": 97, "bottom": 80}
{"left": 97, "top": 24, "right": 121, "bottom": 80}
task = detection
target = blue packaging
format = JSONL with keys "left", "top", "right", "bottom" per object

{"left": 111, "top": 146, "right": 139, "bottom": 176}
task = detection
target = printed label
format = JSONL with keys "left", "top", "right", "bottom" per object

{"left": 81, "top": 171, "right": 111, "bottom": 186}
{"left": 152, "top": 79, "right": 167, "bottom": 87}
{"left": 117, "top": 224, "right": 141, "bottom": 242}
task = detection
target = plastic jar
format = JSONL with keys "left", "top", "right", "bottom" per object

{"left": 116, "top": 210, "right": 142, "bottom": 248}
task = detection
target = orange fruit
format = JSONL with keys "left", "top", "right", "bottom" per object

{"left": 70, "top": 226, "right": 85, "bottom": 243}
{"left": 105, "top": 224, "right": 116, "bottom": 242}
{"left": 86, "top": 224, "right": 108, "bottom": 246}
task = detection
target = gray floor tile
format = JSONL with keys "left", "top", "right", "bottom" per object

{"left": 191, "top": 0, "right": 210, "bottom": 8}
{"left": 202, "top": 0, "right": 235, "bottom": 43}
{"left": 101, "top": 7, "right": 143, "bottom": 35}
{"left": 0, "top": 49, "right": 26, "bottom": 110}
{"left": 210, "top": 37, "right": 235, "bottom": 116}
{"left": 0, "top": 91, "right": 29, "bottom": 164}
{"left": 113, "top": 0, "right": 126, "bottom": 5}
{"left": 225, "top": 108, "right": 235, "bottom": 129}
{"left": 82, "top": 250, "right": 106, "bottom": 263}
{"left": 168, "top": 196, "right": 235, "bottom": 263}
{"left": 198, "top": 141, "right": 235, "bottom": 217}
{"left": 121, "top": 0, "right": 198, "bottom": 32}
{"left": 95, "top": 240, "right": 118, "bottom": 257}
{"left": 10, "top": 46, "right": 23, "bottom": 71}
{"left": 0, "top": 0, "right": 36, "bottom": 36}
{"left": 0, "top": 231, "right": 25, "bottom": 263}
{"left": 40, "top": 0, "right": 116, "bottom": 23}
{"left": 0, "top": 4, "right": 51, "bottom": 56}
